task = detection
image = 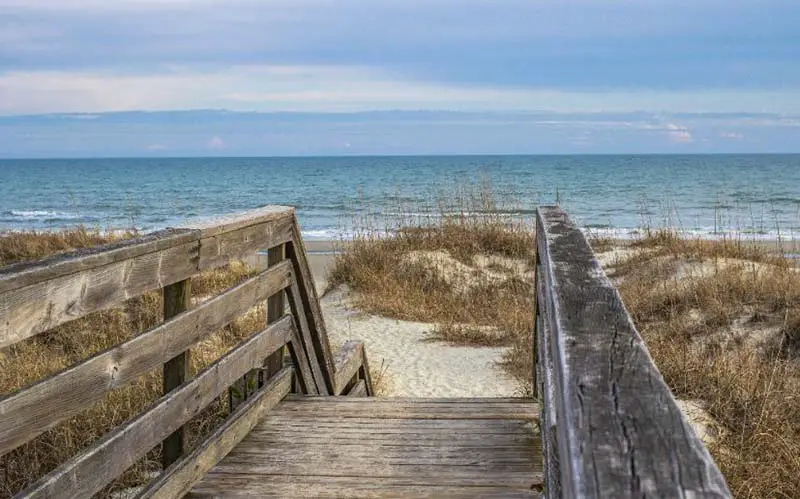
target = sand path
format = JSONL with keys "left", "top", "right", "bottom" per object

{"left": 307, "top": 249, "right": 520, "bottom": 398}
{"left": 321, "top": 287, "right": 520, "bottom": 397}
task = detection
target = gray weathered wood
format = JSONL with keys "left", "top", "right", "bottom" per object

{"left": 0, "top": 206, "right": 296, "bottom": 349}
{"left": 0, "top": 229, "right": 197, "bottom": 294}
{"left": 189, "top": 397, "right": 543, "bottom": 498}
{"left": 535, "top": 206, "right": 731, "bottom": 498}
{"left": 333, "top": 340, "right": 364, "bottom": 395}
{"left": 0, "top": 237, "right": 199, "bottom": 349}
{"left": 286, "top": 231, "right": 336, "bottom": 393}
{"left": 139, "top": 368, "right": 293, "bottom": 499}
{"left": 285, "top": 320, "right": 318, "bottom": 395}
{"left": 271, "top": 398, "right": 538, "bottom": 420}
{"left": 193, "top": 212, "right": 294, "bottom": 272}
{"left": 345, "top": 379, "right": 367, "bottom": 396}
{"left": 263, "top": 244, "right": 286, "bottom": 380}
{"left": 17, "top": 318, "right": 294, "bottom": 499}
{"left": 0, "top": 260, "right": 292, "bottom": 454}
{"left": 162, "top": 277, "right": 192, "bottom": 469}
{"left": 285, "top": 279, "right": 328, "bottom": 394}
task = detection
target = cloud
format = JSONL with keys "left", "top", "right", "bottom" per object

{"left": 665, "top": 123, "right": 693, "bottom": 143}
{"left": 2, "top": 110, "right": 799, "bottom": 156}
{"left": 145, "top": 143, "right": 167, "bottom": 150}
{"left": 2, "top": 66, "right": 800, "bottom": 116}
{"left": 719, "top": 131, "right": 745, "bottom": 140}
{"left": 206, "top": 136, "right": 224, "bottom": 149}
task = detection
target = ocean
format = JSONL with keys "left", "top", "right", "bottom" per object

{"left": 1, "top": 155, "right": 799, "bottom": 241}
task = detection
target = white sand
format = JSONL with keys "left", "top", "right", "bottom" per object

{"left": 321, "top": 286, "right": 521, "bottom": 397}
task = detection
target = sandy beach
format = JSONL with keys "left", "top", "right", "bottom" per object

{"left": 305, "top": 240, "right": 522, "bottom": 398}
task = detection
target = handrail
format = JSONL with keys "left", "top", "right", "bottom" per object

{"left": 534, "top": 206, "right": 731, "bottom": 498}
{"left": 0, "top": 206, "right": 373, "bottom": 498}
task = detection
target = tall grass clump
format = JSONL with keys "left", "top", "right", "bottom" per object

{"left": 0, "top": 230, "right": 266, "bottom": 498}
{"left": 610, "top": 230, "right": 800, "bottom": 498}
{"left": 327, "top": 181, "right": 537, "bottom": 390}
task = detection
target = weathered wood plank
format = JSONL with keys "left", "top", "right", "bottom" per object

{"left": 285, "top": 279, "right": 328, "bottom": 394}
{"left": 195, "top": 215, "right": 294, "bottom": 272}
{"left": 139, "top": 368, "right": 292, "bottom": 499}
{"left": 16, "top": 318, "right": 293, "bottom": 499}
{"left": 180, "top": 206, "right": 294, "bottom": 239}
{"left": 263, "top": 244, "right": 286, "bottom": 381}
{"left": 162, "top": 278, "right": 192, "bottom": 469}
{"left": 345, "top": 379, "right": 367, "bottom": 396}
{"left": 189, "top": 482, "right": 538, "bottom": 499}
{"left": 535, "top": 256, "right": 561, "bottom": 499}
{"left": 0, "top": 260, "right": 292, "bottom": 454}
{"left": 535, "top": 206, "right": 731, "bottom": 498}
{"left": 285, "top": 320, "right": 318, "bottom": 395}
{"left": 333, "top": 340, "right": 363, "bottom": 395}
{"left": 190, "top": 474, "right": 542, "bottom": 497}
{"left": 0, "top": 206, "right": 296, "bottom": 349}
{"left": 0, "top": 238, "right": 199, "bottom": 349}
{"left": 270, "top": 399, "right": 538, "bottom": 420}
{"left": 286, "top": 230, "right": 336, "bottom": 393}
{"left": 0, "top": 229, "right": 198, "bottom": 294}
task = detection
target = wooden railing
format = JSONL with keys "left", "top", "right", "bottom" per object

{"left": 533, "top": 206, "right": 732, "bottom": 498}
{"left": 0, "top": 206, "right": 372, "bottom": 499}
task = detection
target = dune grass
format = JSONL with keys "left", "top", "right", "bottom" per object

{"left": 606, "top": 232, "right": 800, "bottom": 498}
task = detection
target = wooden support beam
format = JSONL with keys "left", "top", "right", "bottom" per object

{"left": 162, "top": 277, "right": 192, "bottom": 469}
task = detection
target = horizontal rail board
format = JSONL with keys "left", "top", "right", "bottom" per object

{"left": 17, "top": 317, "right": 294, "bottom": 499}
{"left": 140, "top": 368, "right": 293, "bottom": 499}
{"left": 0, "top": 260, "right": 292, "bottom": 454}
{"left": 0, "top": 206, "right": 295, "bottom": 349}
{"left": 535, "top": 206, "right": 731, "bottom": 498}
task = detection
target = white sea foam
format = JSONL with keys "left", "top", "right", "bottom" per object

{"left": 7, "top": 210, "right": 82, "bottom": 220}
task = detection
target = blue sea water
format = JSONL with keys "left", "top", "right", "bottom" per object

{"left": 1, "top": 155, "right": 799, "bottom": 240}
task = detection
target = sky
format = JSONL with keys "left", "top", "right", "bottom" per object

{"left": 0, "top": 0, "right": 799, "bottom": 157}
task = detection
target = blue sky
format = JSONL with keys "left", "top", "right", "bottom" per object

{"left": 1, "top": 0, "right": 799, "bottom": 156}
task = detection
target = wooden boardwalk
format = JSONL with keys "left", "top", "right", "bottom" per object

{"left": 0, "top": 205, "right": 732, "bottom": 498}
{"left": 189, "top": 397, "right": 543, "bottom": 498}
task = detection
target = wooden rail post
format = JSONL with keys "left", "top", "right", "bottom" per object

{"left": 162, "top": 278, "right": 191, "bottom": 469}
{"left": 262, "top": 244, "right": 286, "bottom": 383}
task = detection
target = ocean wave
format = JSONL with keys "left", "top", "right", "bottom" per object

{"left": 5, "top": 209, "right": 84, "bottom": 220}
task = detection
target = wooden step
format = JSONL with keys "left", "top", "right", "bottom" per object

{"left": 189, "top": 397, "right": 543, "bottom": 498}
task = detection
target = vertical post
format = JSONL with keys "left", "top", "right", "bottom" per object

{"left": 229, "top": 244, "right": 286, "bottom": 411}
{"left": 532, "top": 252, "right": 540, "bottom": 400}
{"left": 162, "top": 278, "right": 191, "bottom": 469}
{"left": 262, "top": 244, "right": 286, "bottom": 383}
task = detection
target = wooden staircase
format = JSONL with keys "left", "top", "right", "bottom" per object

{"left": 189, "top": 397, "right": 543, "bottom": 498}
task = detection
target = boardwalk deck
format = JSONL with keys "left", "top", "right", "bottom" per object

{"left": 188, "top": 397, "right": 544, "bottom": 498}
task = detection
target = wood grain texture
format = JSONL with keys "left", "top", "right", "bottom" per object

{"left": 0, "top": 229, "right": 197, "bottom": 294}
{"left": 0, "top": 206, "right": 296, "bottom": 349}
{"left": 333, "top": 340, "right": 364, "bottom": 395}
{"left": 195, "top": 216, "right": 293, "bottom": 272}
{"left": 345, "top": 379, "right": 367, "bottom": 396}
{"left": 0, "top": 260, "right": 292, "bottom": 454}
{"left": 285, "top": 279, "right": 328, "bottom": 394}
{"left": 16, "top": 318, "right": 294, "bottom": 499}
{"left": 0, "top": 238, "right": 199, "bottom": 349}
{"left": 190, "top": 397, "right": 542, "bottom": 498}
{"left": 162, "top": 278, "right": 192, "bottom": 469}
{"left": 535, "top": 206, "right": 731, "bottom": 498}
{"left": 286, "top": 231, "right": 336, "bottom": 393}
{"left": 285, "top": 319, "right": 318, "bottom": 396}
{"left": 274, "top": 397, "right": 538, "bottom": 420}
{"left": 139, "top": 368, "right": 292, "bottom": 499}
